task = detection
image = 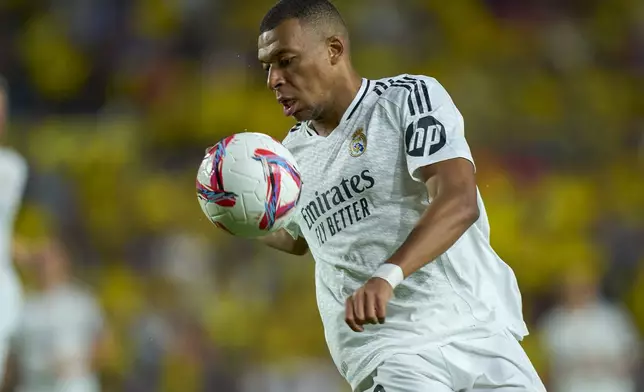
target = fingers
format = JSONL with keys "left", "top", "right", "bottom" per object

{"left": 346, "top": 291, "right": 388, "bottom": 332}
{"left": 353, "top": 291, "right": 365, "bottom": 325}
{"left": 345, "top": 297, "right": 363, "bottom": 332}
{"left": 375, "top": 295, "right": 387, "bottom": 324}
{"left": 364, "top": 292, "right": 379, "bottom": 325}
{"left": 346, "top": 277, "right": 396, "bottom": 332}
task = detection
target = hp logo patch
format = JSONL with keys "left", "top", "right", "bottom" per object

{"left": 405, "top": 115, "right": 446, "bottom": 157}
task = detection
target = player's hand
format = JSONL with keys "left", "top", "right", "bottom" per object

{"left": 345, "top": 277, "right": 394, "bottom": 332}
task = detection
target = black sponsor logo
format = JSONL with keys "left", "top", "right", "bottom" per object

{"left": 405, "top": 115, "right": 446, "bottom": 157}
{"left": 301, "top": 169, "right": 375, "bottom": 230}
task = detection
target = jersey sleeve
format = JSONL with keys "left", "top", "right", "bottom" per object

{"left": 397, "top": 76, "right": 474, "bottom": 182}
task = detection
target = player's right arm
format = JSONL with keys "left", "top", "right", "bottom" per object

{"left": 259, "top": 228, "right": 309, "bottom": 255}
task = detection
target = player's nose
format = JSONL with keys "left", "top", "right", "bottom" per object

{"left": 266, "top": 68, "right": 285, "bottom": 91}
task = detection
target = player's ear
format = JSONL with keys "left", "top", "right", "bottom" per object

{"left": 327, "top": 36, "right": 344, "bottom": 65}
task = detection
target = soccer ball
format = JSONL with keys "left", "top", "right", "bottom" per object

{"left": 196, "top": 132, "right": 302, "bottom": 238}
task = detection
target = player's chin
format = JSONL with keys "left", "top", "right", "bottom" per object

{"left": 292, "top": 109, "right": 313, "bottom": 122}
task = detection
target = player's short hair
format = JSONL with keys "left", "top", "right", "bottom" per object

{"left": 260, "top": 0, "right": 347, "bottom": 35}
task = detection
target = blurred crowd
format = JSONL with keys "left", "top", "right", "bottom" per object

{"left": 0, "top": 0, "right": 643, "bottom": 391}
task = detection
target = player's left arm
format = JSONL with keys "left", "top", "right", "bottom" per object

{"left": 346, "top": 76, "right": 479, "bottom": 332}
{"left": 388, "top": 158, "right": 479, "bottom": 276}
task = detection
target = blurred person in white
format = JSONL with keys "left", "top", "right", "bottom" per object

{"left": 7, "top": 239, "right": 107, "bottom": 392}
{"left": 0, "top": 76, "right": 28, "bottom": 388}
{"left": 539, "top": 264, "right": 640, "bottom": 392}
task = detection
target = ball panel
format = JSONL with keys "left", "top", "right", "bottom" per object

{"left": 196, "top": 132, "right": 302, "bottom": 238}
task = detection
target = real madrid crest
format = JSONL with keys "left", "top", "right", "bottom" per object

{"left": 349, "top": 128, "right": 367, "bottom": 157}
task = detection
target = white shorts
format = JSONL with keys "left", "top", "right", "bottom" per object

{"left": 355, "top": 330, "right": 546, "bottom": 392}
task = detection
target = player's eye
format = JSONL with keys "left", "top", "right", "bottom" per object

{"left": 278, "top": 57, "right": 293, "bottom": 68}
{"left": 262, "top": 64, "right": 270, "bottom": 73}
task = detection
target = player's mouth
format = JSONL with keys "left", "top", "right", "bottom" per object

{"left": 278, "top": 98, "right": 298, "bottom": 117}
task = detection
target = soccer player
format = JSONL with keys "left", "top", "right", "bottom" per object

{"left": 0, "top": 76, "right": 27, "bottom": 387}
{"left": 256, "top": 1, "right": 546, "bottom": 391}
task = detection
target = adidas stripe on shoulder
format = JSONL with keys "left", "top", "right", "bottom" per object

{"left": 373, "top": 75, "right": 433, "bottom": 117}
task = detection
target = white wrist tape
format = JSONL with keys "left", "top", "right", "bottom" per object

{"left": 372, "top": 264, "right": 404, "bottom": 289}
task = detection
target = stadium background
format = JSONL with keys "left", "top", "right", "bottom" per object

{"left": 1, "top": 0, "right": 643, "bottom": 391}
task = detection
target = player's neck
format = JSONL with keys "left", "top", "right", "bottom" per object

{"left": 311, "top": 72, "right": 363, "bottom": 137}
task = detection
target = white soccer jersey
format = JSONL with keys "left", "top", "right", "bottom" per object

{"left": 282, "top": 75, "right": 528, "bottom": 389}
{"left": 0, "top": 147, "right": 27, "bottom": 338}
{"left": 0, "top": 147, "right": 27, "bottom": 271}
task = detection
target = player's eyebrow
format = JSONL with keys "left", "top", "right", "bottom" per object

{"left": 258, "top": 48, "right": 293, "bottom": 63}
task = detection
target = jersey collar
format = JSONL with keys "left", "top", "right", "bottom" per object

{"left": 340, "top": 78, "right": 371, "bottom": 125}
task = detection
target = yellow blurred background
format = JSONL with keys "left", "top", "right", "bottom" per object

{"left": 1, "top": 0, "right": 643, "bottom": 391}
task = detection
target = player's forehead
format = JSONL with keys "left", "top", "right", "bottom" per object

{"left": 258, "top": 19, "right": 308, "bottom": 62}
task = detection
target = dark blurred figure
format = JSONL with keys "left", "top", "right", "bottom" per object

{"left": 169, "top": 316, "right": 240, "bottom": 392}
{"left": 539, "top": 264, "right": 640, "bottom": 392}
{"left": 125, "top": 281, "right": 239, "bottom": 392}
